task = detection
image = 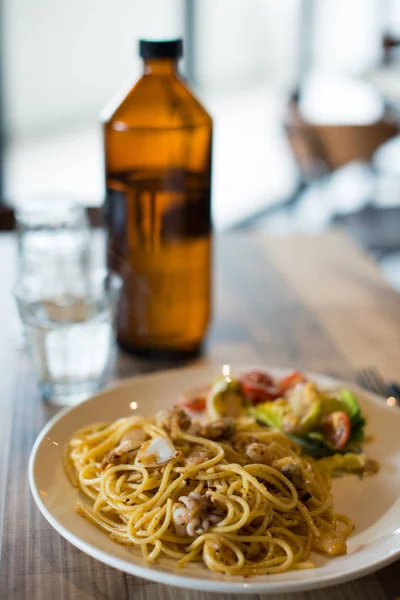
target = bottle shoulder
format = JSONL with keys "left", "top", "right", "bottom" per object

{"left": 103, "top": 74, "right": 212, "bottom": 130}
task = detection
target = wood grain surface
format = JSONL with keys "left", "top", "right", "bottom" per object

{"left": 0, "top": 230, "right": 399, "bottom": 600}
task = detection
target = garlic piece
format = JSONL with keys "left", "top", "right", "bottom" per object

{"left": 120, "top": 427, "right": 147, "bottom": 447}
{"left": 135, "top": 436, "right": 178, "bottom": 468}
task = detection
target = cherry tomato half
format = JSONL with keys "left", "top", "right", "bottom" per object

{"left": 239, "top": 371, "right": 279, "bottom": 404}
{"left": 278, "top": 371, "right": 306, "bottom": 394}
{"left": 322, "top": 411, "right": 351, "bottom": 450}
{"left": 181, "top": 396, "right": 207, "bottom": 413}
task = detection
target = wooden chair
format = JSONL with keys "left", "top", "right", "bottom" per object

{"left": 285, "top": 90, "right": 399, "bottom": 183}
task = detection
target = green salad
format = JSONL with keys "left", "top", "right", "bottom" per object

{"left": 200, "top": 370, "right": 372, "bottom": 475}
{"left": 250, "top": 383, "right": 365, "bottom": 458}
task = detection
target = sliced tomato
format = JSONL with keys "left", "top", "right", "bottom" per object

{"left": 278, "top": 371, "right": 306, "bottom": 394}
{"left": 322, "top": 411, "right": 351, "bottom": 450}
{"left": 239, "top": 371, "right": 279, "bottom": 404}
{"left": 181, "top": 396, "right": 207, "bottom": 413}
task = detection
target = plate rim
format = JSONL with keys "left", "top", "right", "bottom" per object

{"left": 28, "top": 364, "right": 400, "bottom": 594}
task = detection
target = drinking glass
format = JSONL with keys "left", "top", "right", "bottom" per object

{"left": 15, "top": 196, "right": 91, "bottom": 291}
{"left": 15, "top": 269, "right": 122, "bottom": 406}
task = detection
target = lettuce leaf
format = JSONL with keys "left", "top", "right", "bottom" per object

{"left": 249, "top": 402, "right": 287, "bottom": 430}
{"left": 348, "top": 415, "right": 366, "bottom": 442}
{"left": 339, "top": 388, "right": 362, "bottom": 423}
{"left": 250, "top": 386, "right": 366, "bottom": 458}
{"left": 288, "top": 433, "right": 334, "bottom": 458}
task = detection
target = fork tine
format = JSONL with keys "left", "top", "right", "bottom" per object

{"left": 357, "top": 368, "right": 374, "bottom": 394}
{"left": 356, "top": 368, "right": 372, "bottom": 392}
{"left": 356, "top": 369, "right": 368, "bottom": 390}
{"left": 358, "top": 367, "right": 387, "bottom": 397}
{"left": 368, "top": 367, "right": 387, "bottom": 396}
{"left": 361, "top": 368, "right": 383, "bottom": 396}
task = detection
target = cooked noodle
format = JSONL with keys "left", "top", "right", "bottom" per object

{"left": 65, "top": 410, "right": 353, "bottom": 576}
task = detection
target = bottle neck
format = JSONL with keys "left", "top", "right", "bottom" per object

{"left": 143, "top": 59, "right": 178, "bottom": 75}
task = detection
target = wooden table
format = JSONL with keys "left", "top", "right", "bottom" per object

{"left": 1, "top": 230, "right": 399, "bottom": 600}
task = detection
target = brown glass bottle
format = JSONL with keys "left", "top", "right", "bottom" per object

{"left": 103, "top": 39, "right": 212, "bottom": 358}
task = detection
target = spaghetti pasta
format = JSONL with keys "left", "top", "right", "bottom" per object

{"left": 65, "top": 408, "right": 353, "bottom": 576}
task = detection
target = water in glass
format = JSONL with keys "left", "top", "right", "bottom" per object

{"left": 15, "top": 270, "right": 121, "bottom": 406}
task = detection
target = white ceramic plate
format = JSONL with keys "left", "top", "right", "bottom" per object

{"left": 29, "top": 365, "right": 400, "bottom": 595}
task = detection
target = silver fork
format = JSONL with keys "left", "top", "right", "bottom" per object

{"left": 357, "top": 367, "right": 400, "bottom": 406}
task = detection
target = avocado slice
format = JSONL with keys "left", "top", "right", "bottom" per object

{"left": 249, "top": 401, "right": 288, "bottom": 430}
{"left": 319, "top": 388, "right": 361, "bottom": 423}
{"left": 207, "top": 377, "right": 247, "bottom": 420}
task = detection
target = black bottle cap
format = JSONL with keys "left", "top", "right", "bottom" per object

{"left": 139, "top": 39, "right": 183, "bottom": 60}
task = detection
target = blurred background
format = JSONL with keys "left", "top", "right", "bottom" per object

{"left": 2, "top": 0, "right": 400, "bottom": 287}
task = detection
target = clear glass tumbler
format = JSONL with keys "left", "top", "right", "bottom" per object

{"left": 15, "top": 269, "right": 122, "bottom": 406}
{"left": 15, "top": 196, "right": 91, "bottom": 291}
